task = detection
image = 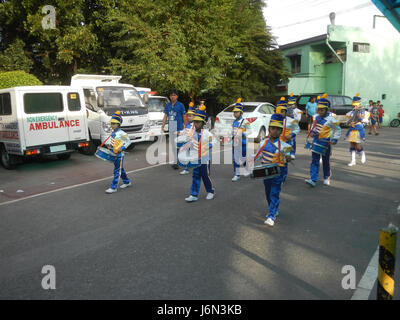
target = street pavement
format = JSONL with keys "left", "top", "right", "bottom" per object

{"left": 0, "top": 128, "right": 399, "bottom": 299}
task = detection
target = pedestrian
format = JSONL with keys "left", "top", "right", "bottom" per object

{"left": 368, "top": 100, "right": 373, "bottom": 112}
{"left": 368, "top": 102, "right": 379, "bottom": 135}
{"left": 161, "top": 89, "right": 186, "bottom": 169}
{"left": 275, "top": 97, "right": 299, "bottom": 184}
{"left": 305, "top": 96, "right": 317, "bottom": 133}
{"left": 178, "top": 102, "right": 196, "bottom": 175}
{"left": 105, "top": 111, "right": 132, "bottom": 194}
{"left": 231, "top": 98, "right": 251, "bottom": 182}
{"left": 286, "top": 93, "right": 302, "bottom": 159}
{"left": 305, "top": 94, "right": 341, "bottom": 187}
{"left": 252, "top": 112, "right": 292, "bottom": 227}
{"left": 345, "top": 93, "right": 368, "bottom": 166}
{"left": 180, "top": 104, "right": 216, "bottom": 202}
{"left": 377, "top": 101, "right": 384, "bottom": 129}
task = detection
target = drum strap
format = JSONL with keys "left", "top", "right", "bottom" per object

{"left": 100, "top": 134, "right": 112, "bottom": 147}
{"left": 254, "top": 138, "right": 269, "bottom": 161}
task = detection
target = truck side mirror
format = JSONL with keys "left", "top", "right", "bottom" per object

{"left": 97, "top": 95, "right": 104, "bottom": 108}
{"left": 143, "top": 93, "right": 149, "bottom": 104}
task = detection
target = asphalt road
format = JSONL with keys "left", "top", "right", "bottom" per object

{"left": 0, "top": 128, "right": 399, "bottom": 299}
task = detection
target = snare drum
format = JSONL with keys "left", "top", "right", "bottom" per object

{"left": 95, "top": 146, "right": 118, "bottom": 163}
{"left": 304, "top": 141, "right": 313, "bottom": 150}
{"left": 177, "top": 143, "right": 201, "bottom": 169}
{"left": 250, "top": 163, "right": 281, "bottom": 180}
{"left": 311, "top": 142, "right": 328, "bottom": 155}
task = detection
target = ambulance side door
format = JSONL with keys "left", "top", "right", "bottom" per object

{"left": 83, "top": 88, "right": 101, "bottom": 141}
{"left": 65, "top": 91, "right": 87, "bottom": 141}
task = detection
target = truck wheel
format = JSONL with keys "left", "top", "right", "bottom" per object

{"left": 390, "top": 119, "right": 400, "bottom": 127}
{"left": 56, "top": 153, "right": 71, "bottom": 160}
{"left": 79, "top": 137, "right": 97, "bottom": 155}
{"left": 0, "top": 145, "right": 18, "bottom": 170}
{"left": 256, "top": 127, "right": 266, "bottom": 143}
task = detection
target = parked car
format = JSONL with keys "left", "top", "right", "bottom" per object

{"left": 296, "top": 93, "right": 354, "bottom": 126}
{"left": 214, "top": 102, "right": 276, "bottom": 143}
{"left": 0, "top": 85, "right": 90, "bottom": 169}
{"left": 147, "top": 95, "right": 169, "bottom": 140}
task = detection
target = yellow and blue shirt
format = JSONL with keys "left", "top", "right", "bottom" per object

{"left": 311, "top": 112, "right": 341, "bottom": 145}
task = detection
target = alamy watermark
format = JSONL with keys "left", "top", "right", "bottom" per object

{"left": 42, "top": 5, "right": 56, "bottom": 30}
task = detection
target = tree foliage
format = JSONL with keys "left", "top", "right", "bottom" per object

{"left": 0, "top": 70, "right": 42, "bottom": 89}
{"left": 0, "top": 0, "right": 288, "bottom": 105}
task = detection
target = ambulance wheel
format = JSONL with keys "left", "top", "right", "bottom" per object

{"left": 256, "top": 127, "right": 266, "bottom": 143}
{"left": 79, "top": 138, "right": 97, "bottom": 155}
{"left": 56, "top": 153, "right": 71, "bottom": 160}
{"left": 0, "top": 145, "right": 17, "bottom": 170}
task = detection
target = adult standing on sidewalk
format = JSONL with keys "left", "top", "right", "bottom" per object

{"left": 305, "top": 96, "right": 317, "bottom": 133}
{"left": 368, "top": 102, "right": 379, "bottom": 136}
{"left": 161, "top": 89, "right": 186, "bottom": 169}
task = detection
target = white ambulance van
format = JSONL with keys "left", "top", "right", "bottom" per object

{"left": 0, "top": 86, "right": 90, "bottom": 169}
{"left": 70, "top": 74, "right": 151, "bottom": 154}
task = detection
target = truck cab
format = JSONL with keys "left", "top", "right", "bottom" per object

{"left": 70, "top": 74, "right": 151, "bottom": 154}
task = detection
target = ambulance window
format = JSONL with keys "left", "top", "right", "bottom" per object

{"left": 0, "top": 93, "right": 12, "bottom": 115}
{"left": 67, "top": 92, "right": 81, "bottom": 111}
{"left": 24, "top": 93, "right": 63, "bottom": 114}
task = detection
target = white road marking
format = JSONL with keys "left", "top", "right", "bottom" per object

{"left": 351, "top": 246, "right": 379, "bottom": 300}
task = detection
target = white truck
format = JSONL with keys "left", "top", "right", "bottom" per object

{"left": 146, "top": 94, "right": 170, "bottom": 141}
{"left": 0, "top": 85, "right": 90, "bottom": 169}
{"left": 70, "top": 74, "right": 151, "bottom": 154}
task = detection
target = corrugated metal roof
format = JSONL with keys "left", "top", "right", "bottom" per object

{"left": 372, "top": 0, "right": 400, "bottom": 32}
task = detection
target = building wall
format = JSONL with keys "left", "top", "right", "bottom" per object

{"left": 282, "top": 25, "right": 400, "bottom": 125}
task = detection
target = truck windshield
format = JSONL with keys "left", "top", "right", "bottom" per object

{"left": 96, "top": 86, "right": 144, "bottom": 109}
{"left": 147, "top": 97, "right": 168, "bottom": 112}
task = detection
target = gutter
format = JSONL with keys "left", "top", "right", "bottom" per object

{"left": 325, "top": 36, "right": 346, "bottom": 95}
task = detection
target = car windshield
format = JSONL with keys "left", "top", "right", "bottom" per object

{"left": 223, "top": 105, "right": 257, "bottom": 113}
{"left": 147, "top": 97, "right": 168, "bottom": 112}
{"left": 96, "top": 86, "right": 144, "bottom": 109}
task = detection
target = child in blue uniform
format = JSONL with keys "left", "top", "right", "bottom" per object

{"left": 178, "top": 105, "right": 215, "bottom": 202}
{"left": 253, "top": 113, "right": 292, "bottom": 227}
{"left": 305, "top": 94, "right": 341, "bottom": 187}
{"left": 275, "top": 97, "right": 300, "bottom": 183}
{"left": 105, "top": 111, "right": 132, "bottom": 194}
{"left": 345, "top": 93, "right": 368, "bottom": 166}
{"left": 287, "top": 92, "right": 302, "bottom": 159}
{"left": 232, "top": 98, "right": 251, "bottom": 181}
{"left": 179, "top": 102, "right": 196, "bottom": 175}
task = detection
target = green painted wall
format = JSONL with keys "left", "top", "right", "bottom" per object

{"left": 281, "top": 25, "right": 400, "bottom": 125}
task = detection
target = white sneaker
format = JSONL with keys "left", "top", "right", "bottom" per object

{"left": 323, "top": 179, "right": 330, "bottom": 186}
{"left": 206, "top": 192, "right": 215, "bottom": 200}
{"left": 290, "top": 154, "right": 296, "bottom": 160}
{"left": 185, "top": 195, "right": 198, "bottom": 202}
{"left": 348, "top": 161, "right": 356, "bottom": 167}
{"left": 180, "top": 169, "right": 189, "bottom": 175}
{"left": 105, "top": 188, "right": 117, "bottom": 194}
{"left": 232, "top": 175, "right": 240, "bottom": 182}
{"left": 361, "top": 151, "right": 366, "bottom": 164}
{"left": 120, "top": 182, "right": 132, "bottom": 189}
{"left": 264, "top": 218, "right": 275, "bottom": 226}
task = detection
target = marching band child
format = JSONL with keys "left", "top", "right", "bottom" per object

{"left": 287, "top": 93, "right": 302, "bottom": 159}
{"left": 232, "top": 98, "right": 251, "bottom": 182}
{"left": 178, "top": 105, "right": 216, "bottom": 202}
{"left": 179, "top": 102, "right": 196, "bottom": 175}
{"left": 275, "top": 97, "right": 300, "bottom": 183}
{"left": 253, "top": 113, "right": 292, "bottom": 227}
{"left": 345, "top": 93, "right": 368, "bottom": 166}
{"left": 305, "top": 94, "right": 341, "bottom": 187}
{"left": 105, "top": 111, "right": 132, "bottom": 194}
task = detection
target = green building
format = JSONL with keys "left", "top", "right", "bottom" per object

{"left": 279, "top": 24, "right": 400, "bottom": 125}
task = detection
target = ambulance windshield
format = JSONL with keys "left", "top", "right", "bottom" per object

{"left": 96, "top": 86, "right": 145, "bottom": 109}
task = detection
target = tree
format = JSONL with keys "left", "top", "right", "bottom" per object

{"left": 0, "top": 39, "right": 33, "bottom": 72}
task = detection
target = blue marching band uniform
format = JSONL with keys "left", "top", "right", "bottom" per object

{"left": 231, "top": 98, "right": 251, "bottom": 181}
{"left": 105, "top": 111, "right": 132, "bottom": 194}
{"left": 253, "top": 113, "right": 292, "bottom": 226}
{"left": 286, "top": 92, "right": 302, "bottom": 158}
{"left": 175, "top": 104, "right": 216, "bottom": 202}
{"left": 305, "top": 94, "right": 341, "bottom": 187}
{"left": 275, "top": 97, "right": 300, "bottom": 183}
{"left": 345, "top": 93, "right": 368, "bottom": 166}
